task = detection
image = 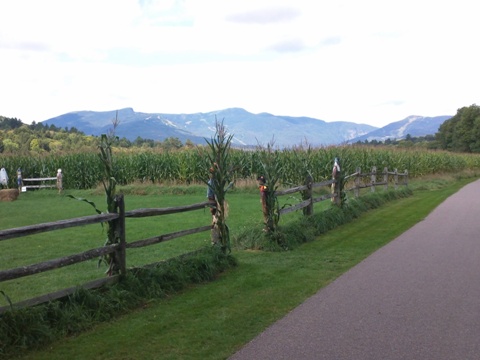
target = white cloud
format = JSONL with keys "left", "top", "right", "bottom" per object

{"left": 0, "top": 0, "right": 478, "bottom": 126}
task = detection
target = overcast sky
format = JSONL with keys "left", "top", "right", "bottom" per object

{"left": 1, "top": 0, "right": 478, "bottom": 128}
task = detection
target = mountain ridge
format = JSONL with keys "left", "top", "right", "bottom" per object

{"left": 41, "top": 108, "right": 452, "bottom": 147}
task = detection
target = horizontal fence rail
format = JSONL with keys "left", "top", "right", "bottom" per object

{"left": 0, "top": 244, "right": 119, "bottom": 282}
{"left": 124, "top": 201, "right": 210, "bottom": 218}
{"left": 0, "top": 276, "right": 120, "bottom": 312}
{"left": 126, "top": 225, "right": 213, "bottom": 249}
{"left": 0, "top": 213, "right": 119, "bottom": 241}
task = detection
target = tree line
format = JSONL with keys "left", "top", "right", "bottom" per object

{"left": 354, "top": 134, "right": 438, "bottom": 149}
{"left": 0, "top": 116, "right": 194, "bottom": 154}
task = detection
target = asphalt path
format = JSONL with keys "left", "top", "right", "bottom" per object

{"left": 230, "top": 179, "right": 480, "bottom": 360}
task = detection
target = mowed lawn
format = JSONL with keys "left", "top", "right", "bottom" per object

{"left": 1, "top": 177, "right": 474, "bottom": 359}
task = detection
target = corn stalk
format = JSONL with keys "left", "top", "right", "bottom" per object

{"left": 257, "top": 141, "right": 283, "bottom": 232}
{"left": 203, "top": 119, "right": 234, "bottom": 254}
{"left": 98, "top": 118, "right": 121, "bottom": 275}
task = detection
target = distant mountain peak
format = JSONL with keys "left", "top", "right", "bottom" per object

{"left": 350, "top": 115, "right": 452, "bottom": 143}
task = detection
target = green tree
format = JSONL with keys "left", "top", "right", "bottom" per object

{"left": 162, "top": 137, "right": 183, "bottom": 151}
{"left": 436, "top": 104, "right": 480, "bottom": 152}
{"left": 2, "top": 138, "right": 19, "bottom": 152}
{"left": 184, "top": 139, "right": 195, "bottom": 149}
{"left": 29, "top": 138, "right": 42, "bottom": 153}
{"left": 117, "top": 137, "right": 132, "bottom": 148}
{"left": 0, "top": 116, "right": 23, "bottom": 130}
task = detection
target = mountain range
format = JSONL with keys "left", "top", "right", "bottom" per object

{"left": 41, "top": 108, "right": 452, "bottom": 147}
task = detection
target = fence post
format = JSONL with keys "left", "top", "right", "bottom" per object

{"left": 332, "top": 158, "right": 341, "bottom": 205}
{"left": 394, "top": 168, "right": 398, "bottom": 190}
{"left": 114, "top": 194, "right": 126, "bottom": 277}
{"left": 404, "top": 169, "right": 408, "bottom": 186}
{"left": 383, "top": 167, "right": 388, "bottom": 191}
{"left": 354, "top": 167, "right": 361, "bottom": 198}
{"left": 303, "top": 175, "right": 313, "bottom": 216}
{"left": 371, "top": 166, "right": 377, "bottom": 193}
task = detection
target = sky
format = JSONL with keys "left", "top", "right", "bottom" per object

{"left": 1, "top": 0, "right": 479, "bottom": 128}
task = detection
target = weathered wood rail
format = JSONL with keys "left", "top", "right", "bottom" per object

{"left": 0, "top": 197, "right": 211, "bottom": 313}
{"left": 22, "top": 177, "right": 57, "bottom": 190}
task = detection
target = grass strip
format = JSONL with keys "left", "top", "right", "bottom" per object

{"left": 13, "top": 177, "right": 474, "bottom": 360}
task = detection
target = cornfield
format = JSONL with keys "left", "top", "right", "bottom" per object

{"left": 1, "top": 146, "right": 480, "bottom": 190}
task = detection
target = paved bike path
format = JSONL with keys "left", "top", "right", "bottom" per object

{"left": 230, "top": 179, "right": 480, "bottom": 360}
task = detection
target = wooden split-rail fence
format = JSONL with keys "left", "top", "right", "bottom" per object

{"left": 344, "top": 167, "right": 408, "bottom": 197}
{"left": 273, "top": 167, "right": 408, "bottom": 216}
{"left": 0, "top": 166, "right": 407, "bottom": 313}
{"left": 0, "top": 197, "right": 212, "bottom": 313}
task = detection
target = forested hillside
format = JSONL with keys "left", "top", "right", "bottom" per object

{"left": 0, "top": 116, "right": 194, "bottom": 154}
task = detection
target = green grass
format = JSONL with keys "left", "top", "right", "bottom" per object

{"left": 7, "top": 176, "right": 475, "bottom": 359}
